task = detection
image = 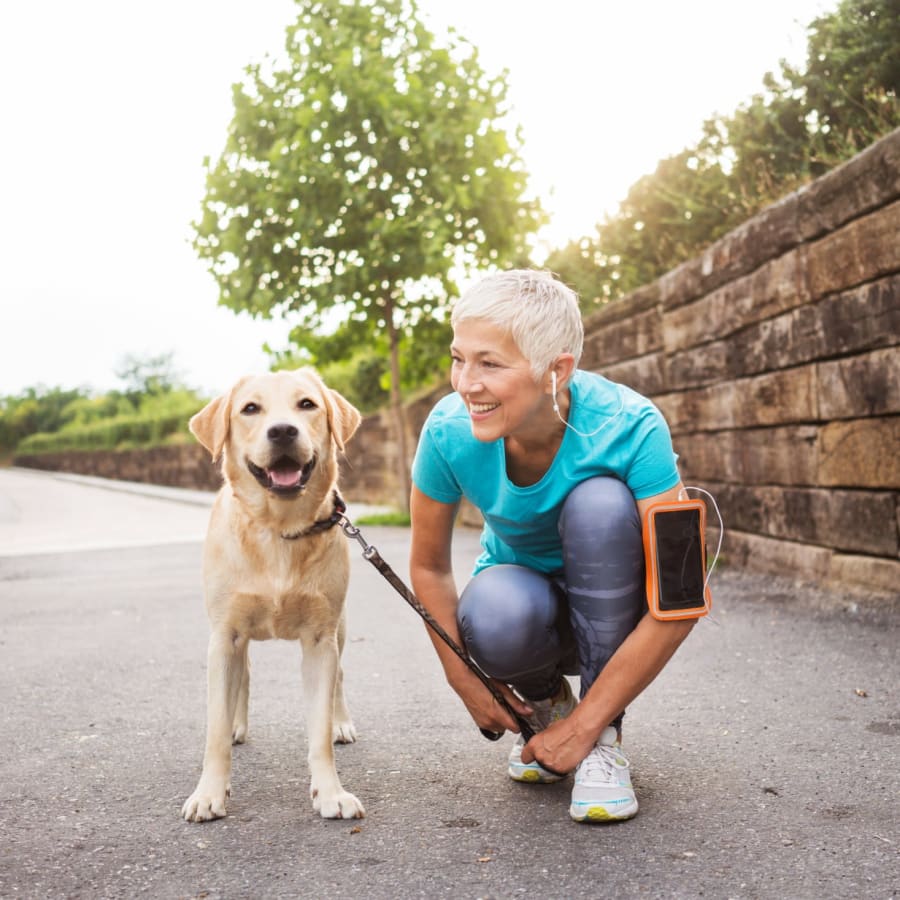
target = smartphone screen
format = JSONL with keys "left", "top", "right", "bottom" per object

{"left": 654, "top": 507, "right": 707, "bottom": 611}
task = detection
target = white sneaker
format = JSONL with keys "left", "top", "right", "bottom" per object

{"left": 507, "top": 679, "right": 577, "bottom": 784}
{"left": 568, "top": 726, "right": 638, "bottom": 822}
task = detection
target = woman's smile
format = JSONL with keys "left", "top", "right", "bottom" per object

{"left": 450, "top": 318, "right": 554, "bottom": 443}
{"left": 469, "top": 401, "right": 500, "bottom": 416}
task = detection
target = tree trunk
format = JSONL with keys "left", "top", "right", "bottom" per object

{"left": 386, "top": 301, "right": 411, "bottom": 513}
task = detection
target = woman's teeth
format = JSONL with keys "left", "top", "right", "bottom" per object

{"left": 470, "top": 402, "right": 499, "bottom": 413}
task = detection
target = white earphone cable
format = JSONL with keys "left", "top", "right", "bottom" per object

{"left": 551, "top": 371, "right": 624, "bottom": 439}
{"left": 682, "top": 484, "right": 725, "bottom": 589}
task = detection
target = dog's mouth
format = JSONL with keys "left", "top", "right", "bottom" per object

{"left": 247, "top": 454, "right": 317, "bottom": 497}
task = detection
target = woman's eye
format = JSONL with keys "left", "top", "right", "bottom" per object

{"left": 241, "top": 402, "right": 260, "bottom": 415}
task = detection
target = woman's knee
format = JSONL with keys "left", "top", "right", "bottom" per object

{"left": 560, "top": 476, "right": 640, "bottom": 538}
{"left": 458, "top": 565, "right": 563, "bottom": 675}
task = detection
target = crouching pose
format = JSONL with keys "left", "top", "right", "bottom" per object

{"left": 409, "top": 269, "right": 695, "bottom": 822}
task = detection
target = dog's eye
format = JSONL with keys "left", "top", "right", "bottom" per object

{"left": 298, "top": 398, "right": 317, "bottom": 410}
{"left": 241, "top": 403, "right": 261, "bottom": 415}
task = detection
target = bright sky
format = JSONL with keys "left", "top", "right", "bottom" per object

{"left": 0, "top": 0, "right": 832, "bottom": 397}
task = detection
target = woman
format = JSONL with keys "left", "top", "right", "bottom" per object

{"left": 409, "top": 269, "right": 696, "bottom": 823}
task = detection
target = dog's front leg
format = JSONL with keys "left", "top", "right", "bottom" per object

{"left": 332, "top": 612, "right": 357, "bottom": 744}
{"left": 182, "top": 628, "right": 247, "bottom": 822}
{"left": 232, "top": 642, "right": 250, "bottom": 744}
{"left": 300, "top": 633, "right": 365, "bottom": 819}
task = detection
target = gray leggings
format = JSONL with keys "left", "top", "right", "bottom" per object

{"left": 457, "top": 477, "right": 645, "bottom": 726}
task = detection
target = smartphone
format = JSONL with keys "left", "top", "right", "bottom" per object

{"left": 642, "top": 500, "right": 711, "bottom": 621}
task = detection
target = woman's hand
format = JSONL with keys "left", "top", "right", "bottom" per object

{"left": 519, "top": 712, "right": 597, "bottom": 774}
{"left": 448, "top": 666, "right": 533, "bottom": 735}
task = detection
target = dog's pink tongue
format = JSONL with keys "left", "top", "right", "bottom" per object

{"left": 269, "top": 468, "right": 300, "bottom": 487}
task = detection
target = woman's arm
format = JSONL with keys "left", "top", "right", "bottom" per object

{"left": 520, "top": 482, "right": 696, "bottom": 772}
{"left": 409, "top": 485, "right": 531, "bottom": 733}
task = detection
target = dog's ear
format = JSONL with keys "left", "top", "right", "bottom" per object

{"left": 325, "top": 387, "right": 362, "bottom": 452}
{"left": 189, "top": 394, "right": 230, "bottom": 459}
{"left": 190, "top": 378, "right": 251, "bottom": 460}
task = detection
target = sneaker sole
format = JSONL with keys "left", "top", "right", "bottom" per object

{"left": 508, "top": 765, "right": 565, "bottom": 784}
{"left": 569, "top": 799, "right": 639, "bottom": 822}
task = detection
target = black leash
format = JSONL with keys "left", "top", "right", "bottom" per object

{"left": 337, "top": 512, "right": 537, "bottom": 745}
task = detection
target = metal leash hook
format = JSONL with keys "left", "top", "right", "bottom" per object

{"left": 338, "top": 513, "right": 549, "bottom": 752}
{"left": 340, "top": 518, "right": 372, "bottom": 555}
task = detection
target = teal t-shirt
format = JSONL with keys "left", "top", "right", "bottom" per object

{"left": 411, "top": 369, "right": 680, "bottom": 575}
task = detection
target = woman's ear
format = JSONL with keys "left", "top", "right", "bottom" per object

{"left": 547, "top": 354, "right": 577, "bottom": 394}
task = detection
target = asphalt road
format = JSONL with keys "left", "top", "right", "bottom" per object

{"left": 0, "top": 467, "right": 898, "bottom": 899}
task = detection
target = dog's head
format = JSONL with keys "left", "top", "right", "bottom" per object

{"left": 189, "top": 368, "right": 361, "bottom": 500}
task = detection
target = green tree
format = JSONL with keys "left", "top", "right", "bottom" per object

{"left": 193, "top": 0, "right": 543, "bottom": 506}
{"left": 0, "top": 386, "right": 87, "bottom": 455}
{"left": 114, "top": 351, "right": 184, "bottom": 408}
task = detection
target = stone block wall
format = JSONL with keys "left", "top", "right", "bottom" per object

{"left": 15, "top": 444, "right": 223, "bottom": 491}
{"left": 581, "top": 127, "right": 900, "bottom": 595}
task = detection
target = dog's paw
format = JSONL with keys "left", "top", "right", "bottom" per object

{"left": 312, "top": 787, "right": 365, "bottom": 820}
{"left": 232, "top": 724, "right": 247, "bottom": 745}
{"left": 332, "top": 720, "right": 357, "bottom": 744}
{"left": 181, "top": 780, "right": 229, "bottom": 822}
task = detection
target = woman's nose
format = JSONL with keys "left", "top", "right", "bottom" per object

{"left": 455, "top": 365, "right": 482, "bottom": 394}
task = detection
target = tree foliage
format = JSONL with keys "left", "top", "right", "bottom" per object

{"left": 1, "top": 355, "right": 205, "bottom": 456}
{"left": 548, "top": 0, "right": 900, "bottom": 310}
{"left": 0, "top": 386, "right": 87, "bottom": 455}
{"left": 194, "top": 0, "right": 543, "bottom": 506}
{"left": 193, "top": 0, "right": 542, "bottom": 376}
{"left": 114, "top": 351, "right": 184, "bottom": 408}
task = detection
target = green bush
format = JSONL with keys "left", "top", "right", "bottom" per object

{"left": 15, "top": 411, "right": 195, "bottom": 455}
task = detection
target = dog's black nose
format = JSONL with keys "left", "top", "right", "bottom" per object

{"left": 267, "top": 423, "right": 299, "bottom": 445}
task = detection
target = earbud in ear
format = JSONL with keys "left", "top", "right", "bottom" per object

{"left": 551, "top": 371, "right": 559, "bottom": 412}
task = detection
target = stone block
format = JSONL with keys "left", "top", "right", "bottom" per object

{"left": 826, "top": 553, "right": 900, "bottom": 596}
{"left": 856, "top": 197, "right": 900, "bottom": 279}
{"left": 657, "top": 366, "right": 817, "bottom": 433}
{"left": 583, "top": 282, "right": 660, "bottom": 328}
{"left": 799, "top": 126, "right": 900, "bottom": 240}
{"left": 663, "top": 247, "right": 808, "bottom": 352}
{"left": 817, "top": 347, "right": 900, "bottom": 421}
{"left": 818, "top": 416, "right": 900, "bottom": 488}
{"left": 807, "top": 199, "right": 900, "bottom": 299}
{"left": 664, "top": 342, "right": 732, "bottom": 391}
{"left": 658, "top": 257, "right": 704, "bottom": 310}
{"left": 707, "top": 482, "right": 898, "bottom": 556}
{"left": 726, "top": 274, "right": 900, "bottom": 378}
{"left": 699, "top": 191, "right": 800, "bottom": 284}
{"left": 672, "top": 431, "right": 744, "bottom": 484}
{"left": 601, "top": 352, "right": 669, "bottom": 397}
{"left": 817, "top": 275, "right": 900, "bottom": 356}
{"left": 724, "top": 529, "right": 899, "bottom": 596}
{"left": 722, "top": 528, "right": 833, "bottom": 582}
{"left": 673, "top": 426, "right": 820, "bottom": 486}
{"left": 585, "top": 306, "right": 663, "bottom": 366}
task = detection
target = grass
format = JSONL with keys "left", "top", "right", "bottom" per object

{"left": 354, "top": 510, "right": 411, "bottom": 527}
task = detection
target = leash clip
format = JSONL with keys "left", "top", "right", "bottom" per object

{"left": 339, "top": 517, "right": 372, "bottom": 554}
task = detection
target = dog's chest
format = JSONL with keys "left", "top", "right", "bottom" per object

{"left": 239, "top": 586, "right": 319, "bottom": 640}
{"left": 218, "top": 542, "right": 344, "bottom": 641}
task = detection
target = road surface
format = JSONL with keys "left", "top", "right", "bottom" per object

{"left": 0, "top": 467, "right": 897, "bottom": 899}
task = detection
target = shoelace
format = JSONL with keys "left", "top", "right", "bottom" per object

{"left": 578, "top": 743, "right": 628, "bottom": 781}
{"left": 514, "top": 692, "right": 573, "bottom": 747}
{"left": 526, "top": 692, "right": 572, "bottom": 732}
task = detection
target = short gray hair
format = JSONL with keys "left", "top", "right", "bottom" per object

{"left": 451, "top": 269, "right": 584, "bottom": 378}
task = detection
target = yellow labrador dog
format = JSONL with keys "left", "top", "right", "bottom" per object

{"left": 182, "top": 368, "right": 364, "bottom": 823}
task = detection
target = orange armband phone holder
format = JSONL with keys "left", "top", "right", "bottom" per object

{"left": 642, "top": 498, "right": 712, "bottom": 621}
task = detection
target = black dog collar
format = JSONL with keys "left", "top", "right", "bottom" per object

{"left": 281, "top": 491, "right": 347, "bottom": 541}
